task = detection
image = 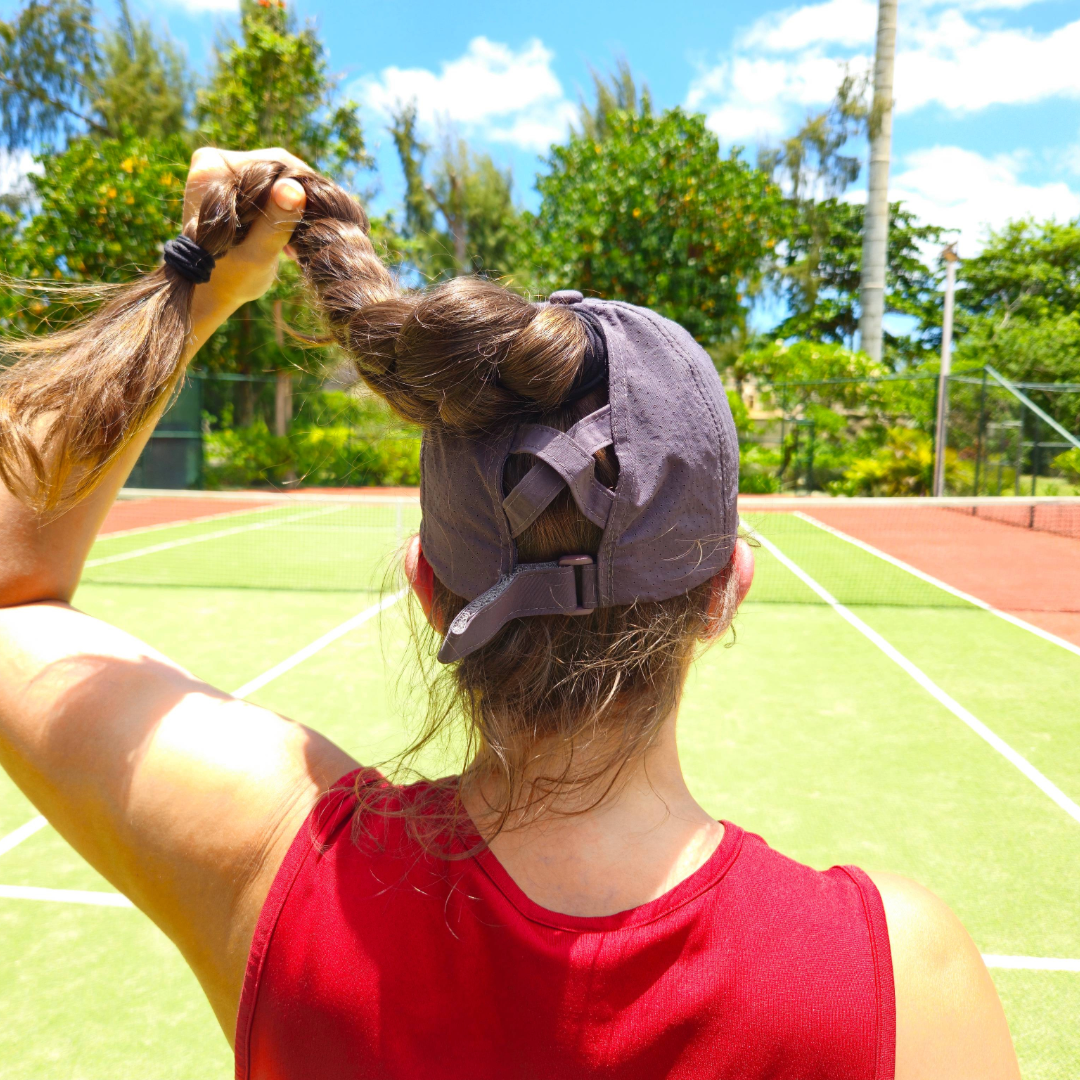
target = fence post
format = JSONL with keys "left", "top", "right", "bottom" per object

{"left": 1031, "top": 417, "right": 1040, "bottom": 497}
{"left": 974, "top": 366, "right": 988, "bottom": 496}
{"left": 1015, "top": 410, "right": 1024, "bottom": 496}
{"left": 274, "top": 372, "right": 293, "bottom": 438}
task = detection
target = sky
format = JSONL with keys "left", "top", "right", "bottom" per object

{"left": 4, "top": 0, "right": 1080, "bottom": 257}
{"left": 116, "top": 0, "right": 1080, "bottom": 258}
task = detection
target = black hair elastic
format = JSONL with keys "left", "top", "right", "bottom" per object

{"left": 163, "top": 235, "right": 216, "bottom": 285}
{"left": 562, "top": 307, "right": 609, "bottom": 404}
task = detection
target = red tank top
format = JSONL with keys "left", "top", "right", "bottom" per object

{"left": 235, "top": 772, "right": 894, "bottom": 1080}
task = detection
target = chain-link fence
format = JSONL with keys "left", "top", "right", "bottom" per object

{"left": 736, "top": 366, "right": 1080, "bottom": 497}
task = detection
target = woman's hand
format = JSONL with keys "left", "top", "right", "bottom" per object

{"left": 184, "top": 147, "right": 310, "bottom": 344}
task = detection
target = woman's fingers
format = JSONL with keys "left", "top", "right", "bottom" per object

{"left": 182, "top": 147, "right": 314, "bottom": 308}
{"left": 233, "top": 176, "right": 308, "bottom": 272}
{"left": 182, "top": 146, "right": 313, "bottom": 234}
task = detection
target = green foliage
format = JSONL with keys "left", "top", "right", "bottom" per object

{"left": 832, "top": 427, "right": 956, "bottom": 497}
{"left": 196, "top": 0, "right": 368, "bottom": 183}
{"left": 1053, "top": 447, "right": 1080, "bottom": 485}
{"left": 738, "top": 444, "right": 782, "bottom": 493}
{"left": 772, "top": 199, "right": 947, "bottom": 360}
{"left": 758, "top": 70, "right": 868, "bottom": 202}
{"left": 575, "top": 58, "right": 651, "bottom": 143}
{"left": 92, "top": 0, "right": 189, "bottom": 141}
{"left": 953, "top": 311, "right": 1080, "bottom": 399}
{"left": 204, "top": 392, "right": 421, "bottom": 488}
{"left": 20, "top": 130, "right": 188, "bottom": 281}
{"left": 388, "top": 104, "right": 522, "bottom": 280}
{"left": 1, "top": 130, "right": 188, "bottom": 335}
{"left": 0, "top": 0, "right": 101, "bottom": 147}
{"left": 527, "top": 108, "right": 784, "bottom": 344}
{"left": 734, "top": 339, "right": 884, "bottom": 398}
{"left": 0, "top": 0, "right": 189, "bottom": 149}
{"left": 959, "top": 219, "right": 1080, "bottom": 325}
{"left": 950, "top": 220, "right": 1080, "bottom": 424}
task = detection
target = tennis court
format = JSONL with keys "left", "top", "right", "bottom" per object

{"left": 1, "top": 490, "right": 1079, "bottom": 1078}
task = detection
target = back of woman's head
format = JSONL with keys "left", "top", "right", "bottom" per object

{"left": 0, "top": 157, "right": 740, "bottom": 840}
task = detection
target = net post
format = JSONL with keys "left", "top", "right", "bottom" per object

{"left": 1015, "top": 409, "right": 1024, "bottom": 497}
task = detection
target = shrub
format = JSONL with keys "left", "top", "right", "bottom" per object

{"left": 739, "top": 443, "right": 781, "bottom": 493}
{"left": 203, "top": 405, "right": 421, "bottom": 490}
{"left": 1052, "top": 447, "right": 1080, "bottom": 485}
{"left": 831, "top": 427, "right": 957, "bottom": 497}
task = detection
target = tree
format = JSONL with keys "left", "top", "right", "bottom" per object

{"left": 957, "top": 219, "right": 1080, "bottom": 326}
{"left": 950, "top": 219, "right": 1080, "bottom": 429}
{"left": 20, "top": 130, "right": 187, "bottom": 280}
{"left": 388, "top": 103, "right": 521, "bottom": 281}
{"left": 575, "top": 58, "right": 651, "bottom": 143}
{"left": 0, "top": 0, "right": 189, "bottom": 149}
{"left": 190, "top": 0, "right": 374, "bottom": 412}
{"left": 91, "top": 0, "right": 189, "bottom": 141}
{"left": 758, "top": 70, "right": 867, "bottom": 204}
{"left": 0, "top": 0, "right": 101, "bottom": 148}
{"left": 525, "top": 108, "right": 783, "bottom": 344}
{"left": 196, "top": 0, "right": 367, "bottom": 183}
{"left": 772, "top": 199, "right": 947, "bottom": 361}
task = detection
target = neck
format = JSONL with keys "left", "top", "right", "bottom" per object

{"left": 459, "top": 712, "right": 724, "bottom": 917}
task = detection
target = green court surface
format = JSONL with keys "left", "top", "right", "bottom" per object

{"left": 2, "top": 503, "right": 1079, "bottom": 1078}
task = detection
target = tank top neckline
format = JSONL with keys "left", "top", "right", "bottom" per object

{"left": 468, "top": 817, "right": 746, "bottom": 933}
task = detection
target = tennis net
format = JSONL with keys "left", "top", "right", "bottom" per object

{"left": 84, "top": 491, "right": 1079, "bottom": 636}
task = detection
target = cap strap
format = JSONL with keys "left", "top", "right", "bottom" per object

{"left": 502, "top": 406, "right": 614, "bottom": 537}
{"left": 437, "top": 559, "right": 598, "bottom": 662}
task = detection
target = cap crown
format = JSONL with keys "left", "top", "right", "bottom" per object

{"left": 419, "top": 299, "right": 739, "bottom": 658}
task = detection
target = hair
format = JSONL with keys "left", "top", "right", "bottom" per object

{"left": 0, "top": 157, "right": 741, "bottom": 850}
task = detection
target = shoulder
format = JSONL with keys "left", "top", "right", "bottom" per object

{"left": 865, "top": 871, "right": 1020, "bottom": 1080}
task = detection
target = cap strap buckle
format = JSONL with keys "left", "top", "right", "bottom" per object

{"left": 437, "top": 556, "right": 598, "bottom": 663}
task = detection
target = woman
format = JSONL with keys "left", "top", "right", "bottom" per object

{"left": 0, "top": 148, "right": 1018, "bottom": 1079}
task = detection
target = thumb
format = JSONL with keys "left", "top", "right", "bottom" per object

{"left": 240, "top": 177, "right": 307, "bottom": 260}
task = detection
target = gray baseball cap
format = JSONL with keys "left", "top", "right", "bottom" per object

{"left": 420, "top": 291, "right": 739, "bottom": 663}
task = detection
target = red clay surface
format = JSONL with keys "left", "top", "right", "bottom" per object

{"left": 101, "top": 488, "right": 421, "bottom": 537}
{"left": 100, "top": 497, "right": 278, "bottom": 536}
{"left": 799, "top": 505, "right": 1080, "bottom": 647}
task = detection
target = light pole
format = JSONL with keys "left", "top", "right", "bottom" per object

{"left": 859, "top": 0, "right": 898, "bottom": 363}
{"left": 932, "top": 244, "right": 959, "bottom": 497}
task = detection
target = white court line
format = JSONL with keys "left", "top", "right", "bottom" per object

{"left": 97, "top": 502, "right": 281, "bottom": 541}
{"left": 745, "top": 522, "right": 1080, "bottom": 827}
{"left": 0, "top": 815, "right": 47, "bottom": 858}
{"left": 0, "top": 590, "right": 404, "bottom": 907}
{"left": 85, "top": 504, "right": 347, "bottom": 569}
{"left": 231, "top": 589, "right": 406, "bottom": 699}
{"left": 983, "top": 955, "right": 1080, "bottom": 971}
{"left": 0, "top": 884, "right": 133, "bottom": 907}
{"left": 793, "top": 511, "right": 1080, "bottom": 660}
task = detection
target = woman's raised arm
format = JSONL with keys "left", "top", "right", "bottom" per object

{"left": 0, "top": 147, "right": 357, "bottom": 1039}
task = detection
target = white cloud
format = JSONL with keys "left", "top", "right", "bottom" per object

{"left": 0, "top": 149, "right": 40, "bottom": 198}
{"left": 689, "top": 53, "right": 866, "bottom": 141}
{"left": 896, "top": 15, "right": 1080, "bottom": 113}
{"left": 741, "top": 0, "right": 878, "bottom": 52}
{"left": 688, "top": 0, "right": 1080, "bottom": 144}
{"left": 357, "top": 37, "right": 574, "bottom": 153}
{"left": 891, "top": 145, "right": 1080, "bottom": 252}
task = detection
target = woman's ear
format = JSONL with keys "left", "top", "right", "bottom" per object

{"left": 404, "top": 534, "right": 436, "bottom": 627}
{"left": 706, "top": 537, "right": 755, "bottom": 631}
